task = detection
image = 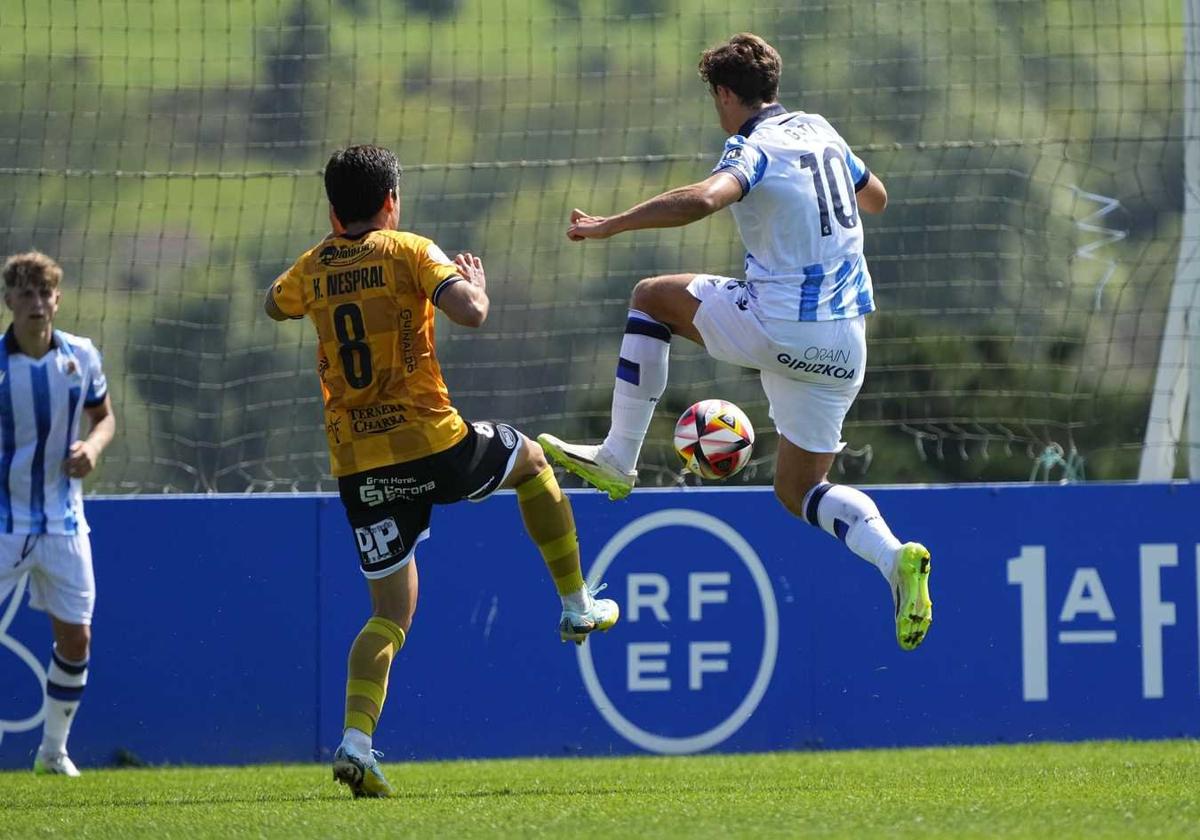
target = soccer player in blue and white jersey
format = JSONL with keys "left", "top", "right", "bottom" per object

{"left": 538, "top": 33, "right": 932, "bottom": 650}
{"left": 0, "top": 252, "right": 115, "bottom": 774}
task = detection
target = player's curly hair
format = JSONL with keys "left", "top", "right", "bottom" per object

{"left": 324, "top": 145, "right": 402, "bottom": 225}
{"left": 698, "top": 33, "right": 782, "bottom": 106}
{"left": 2, "top": 251, "right": 62, "bottom": 289}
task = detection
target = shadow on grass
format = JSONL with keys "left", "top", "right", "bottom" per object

{"left": 2, "top": 781, "right": 758, "bottom": 811}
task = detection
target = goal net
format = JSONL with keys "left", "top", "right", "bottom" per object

{"left": 0, "top": 0, "right": 1186, "bottom": 491}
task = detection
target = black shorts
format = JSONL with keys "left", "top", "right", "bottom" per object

{"left": 337, "top": 420, "right": 523, "bottom": 578}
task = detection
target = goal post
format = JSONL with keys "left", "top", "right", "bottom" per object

{"left": 1140, "top": 0, "right": 1200, "bottom": 481}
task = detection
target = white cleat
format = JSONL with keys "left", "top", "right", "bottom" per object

{"left": 537, "top": 434, "right": 637, "bottom": 500}
{"left": 332, "top": 744, "right": 393, "bottom": 798}
{"left": 33, "top": 750, "right": 80, "bottom": 777}
{"left": 560, "top": 583, "right": 621, "bottom": 645}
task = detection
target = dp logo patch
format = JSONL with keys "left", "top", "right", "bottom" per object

{"left": 355, "top": 517, "right": 404, "bottom": 563}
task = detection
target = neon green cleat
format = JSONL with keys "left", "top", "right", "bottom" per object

{"left": 537, "top": 433, "right": 636, "bottom": 501}
{"left": 332, "top": 745, "right": 393, "bottom": 799}
{"left": 890, "top": 542, "right": 932, "bottom": 651}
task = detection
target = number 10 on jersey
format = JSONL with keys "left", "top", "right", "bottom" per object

{"left": 799, "top": 147, "right": 859, "bottom": 237}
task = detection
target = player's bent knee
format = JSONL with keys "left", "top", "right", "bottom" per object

{"left": 524, "top": 437, "right": 549, "bottom": 473}
{"left": 367, "top": 561, "right": 418, "bottom": 633}
{"left": 507, "top": 436, "right": 549, "bottom": 487}
{"left": 630, "top": 277, "right": 658, "bottom": 311}
{"left": 56, "top": 625, "right": 91, "bottom": 661}
{"left": 630, "top": 275, "right": 681, "bottom": 316}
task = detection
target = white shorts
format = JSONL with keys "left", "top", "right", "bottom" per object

{"left": 688, "top": 274, "right": 866, "bottom": 453}
{"left": 0, "top": 534, "right": 95, "bottom": 625}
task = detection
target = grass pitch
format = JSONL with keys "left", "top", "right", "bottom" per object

{"left": 1, "top": 740, "right": 1197, "bottom": 839}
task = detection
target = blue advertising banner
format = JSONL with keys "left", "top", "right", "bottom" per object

{"left": 1, "top": 484, "right": 1197, "bottom": 769}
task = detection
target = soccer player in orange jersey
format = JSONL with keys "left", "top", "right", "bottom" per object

{"left": 265, "top": 145, "right": 618, "bottom": 798}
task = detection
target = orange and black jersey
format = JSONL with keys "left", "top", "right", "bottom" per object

{"left": 272, "top": 229, "right": 467, "bottom": 476}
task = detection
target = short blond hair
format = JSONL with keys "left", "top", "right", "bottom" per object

{"left": 2, "top": 251, "right": 63, "bottom": 290}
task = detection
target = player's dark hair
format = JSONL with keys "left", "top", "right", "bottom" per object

{"left": 324, "top": 145, "right": 402, "bottom": 225}
{"left": 698, "top": 33, "right": 782, "bottom": 106}
{"left": 2, "top": 251, "right": 62, "bottom": 289}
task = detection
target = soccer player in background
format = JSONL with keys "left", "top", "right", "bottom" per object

{"left": 538, "top": 33, "right": 933, "bottom": 651}
{"left": 0, "top": 251, "right": 115, "bottom": 776}
{"left": 265, "top": 145, "right": 619, "bottom": 798}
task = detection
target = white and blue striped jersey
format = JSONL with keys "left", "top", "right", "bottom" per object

{"left": 712, "top": 105, "right": 875, "bottom": 322}
{"left": 0, "top": 328, "right": 107, "bottom": 535}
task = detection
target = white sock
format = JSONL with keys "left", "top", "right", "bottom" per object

{"left": 561, "top": 585, "right": 592, "bottom": 614}
{"left": 41, "top": 646, "right": 87, "bottom": 756}
{"left": 600, "top": 309, "right": 671, "bottom": 472}
{"left": 342, "top": 726, "right": 372, "bottom": 756}
{"left": 802, "top": 483, "right": 902, "bottom": 580}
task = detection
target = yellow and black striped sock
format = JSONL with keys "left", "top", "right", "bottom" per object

{"left": 344, "top": 616, "right": 406, "bottom": 736}
{"left": 516, "top": 466, "right": 585, "bottom": 597}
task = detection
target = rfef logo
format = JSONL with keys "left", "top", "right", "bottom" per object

{"left": 577, "top": 509, "right": 778, "bottom": 754}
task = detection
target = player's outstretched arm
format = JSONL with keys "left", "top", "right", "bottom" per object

{"left": 566, "top": 172, "right": 744, "bottom": 241}
{"left": 856, "top": 173, "right": 888, "bottom": 214}
{"left": 436, "top": 252, "right": 489, "bottom": 328}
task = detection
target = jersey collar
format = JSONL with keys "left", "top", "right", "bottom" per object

{"left": 338, "top": 228, "right": 381, "bottom": 242}
{"left": 3, "top": 326, "right": 58, "bottom": 356}
{"left": 737, "top": 103, "right": 788, "bottom": 137}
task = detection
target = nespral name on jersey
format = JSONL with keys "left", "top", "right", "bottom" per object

{"left": 312, "top": 265, "right": 386, "bottom": 300}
